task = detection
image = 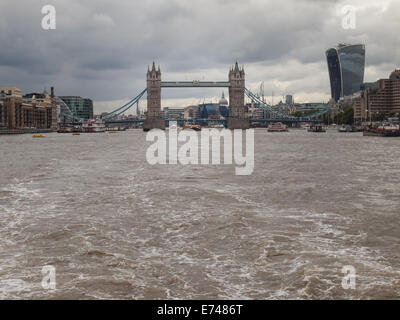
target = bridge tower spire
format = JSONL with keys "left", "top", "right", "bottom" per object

{"left": 227, "top": 60, "right": 249, "bottom": 129}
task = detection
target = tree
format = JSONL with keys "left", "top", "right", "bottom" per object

{"left": 334, "top": 106, "right": 354, "bottom": 125}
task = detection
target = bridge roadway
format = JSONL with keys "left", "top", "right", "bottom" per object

{"left": 104, "top": 118, "right": 323, "bottom": 125}
{"left": 161, "top": 81, "right": 231, "bottom": 88}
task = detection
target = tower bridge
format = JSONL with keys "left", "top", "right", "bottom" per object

{"left": 144, "top": 61, "right": 249, "bottom": 131}
{"left": 100, "top": 61, "right": 329, "bottom": 127}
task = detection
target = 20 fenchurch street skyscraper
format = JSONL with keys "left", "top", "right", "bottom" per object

{"left": 326, "top": 44, "right": 366, "bottom": 101}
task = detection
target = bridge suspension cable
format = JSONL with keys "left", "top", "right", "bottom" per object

{"left": 102, "top": 88, "right": 147, "bottom": 119}
{"left": 245, "top": 88, "right": 329, "bottom": 121}
{"left": 245, "top": 88, "right": 289, "bottom": 118}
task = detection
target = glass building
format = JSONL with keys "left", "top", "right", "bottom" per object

{"left": 59, "top": 96, "right": 94, "bottom": 120}
{"left": 326, "top": 44, "right": 365, "bottom": 101}
{"left": 198, "top": 103, "right": 230, "bottom": 119}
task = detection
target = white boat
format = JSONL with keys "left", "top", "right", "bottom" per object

{"left": 209, "top": 124, "right": 225, "bottom": 129}
{"left": 267, "top": 122, "right": 288, "bottom": 132}
{"left": 167, "top": 120, "right": 179, "bottom": 130}
{"left": 167, "top": 124, "right": 178, "bottom": 130}
{"left": 82, "top": 119, "right": 106, "bottom": 133}
{"left": 308, "top": 124, "right": 326, "bottom": 132}
{"left": 338, "top": 125, "right": 350, "bottom": 132}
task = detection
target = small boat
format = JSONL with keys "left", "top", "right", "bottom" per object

{"left": 183, "top": 124, "right": 202, "bottom": 131}
{"left": 72, "top": 132, "right": 80, "bottom": 136}
{"left": 308, "top": 124, "right": 326, "bottom": 132}
{"left": 106, "top": 127, "right": 125, "bottom": 132}
{"left": 82, "top": 118, "right": 106, "bottom": 133}
{"left": 209, "top": 124, "right": 225, "bottom": 129}
{"left": 338, "top": 125, "right": 356, "bottom": 132}
{"left": 267, "top": 122, "right": 288, "bottom": 132}
{"left": 363, "top": 123, "right": 400, "bottom": 137}
{"left": 108, "top": 131, "right": 118, "bottom": 134}
{"left": 32, "top": 134, "right": 46, "bottom": 138}
{"left": 191, "top": 124, "right": 201, "bottom": 131}
{"left": 58, "top": 126, "right": 73, "bottom": 133}
{"left": 167, "top": 120, "right": 179, "bottom": 130}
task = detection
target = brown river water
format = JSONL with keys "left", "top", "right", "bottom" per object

{"left": 0, "top": 129, "right": 400, "bottom": 299}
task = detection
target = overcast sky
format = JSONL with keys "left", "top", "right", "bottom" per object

{"left": 0, "top": 0, "right": 398, "bottom": 113}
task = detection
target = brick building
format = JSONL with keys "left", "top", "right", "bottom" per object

{"left": 354, "top": 69, "right": 400, "bottom": 122}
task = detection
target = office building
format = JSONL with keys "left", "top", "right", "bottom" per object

{"left": 59, "top": 96, "right": 94, "bottom": 120}
{"left": 163, "top": 107, "right": 184, "bottom": 119}
{"left": 326, "top": 43, "right": 366, "bottom": 101}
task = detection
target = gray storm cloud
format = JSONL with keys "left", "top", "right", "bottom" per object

{"left": 0, "top": 0, "right": 398, "bottom": 113}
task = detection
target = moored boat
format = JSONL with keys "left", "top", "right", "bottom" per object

{"left": 267, "top": 122, "right": 288, "bottom": 132}
{"left": 183, "top": 124, "right": 202, "bottom": 131}
{"left": 57, "top": 126, "right": 73, "bottom": 133}
{"left": 338, "top": 125, "right": 350, "bottom": 132}
{"left": 82, "top": 119, "right": 106, "bottom": 133}
{"left": 308, "top": 124, "right": 326, "bottom": 132}
{"left": 209, "top": 124, "right": 225, "bottom": 129}
{"left": 363, "top": 123, "right": 400, "bottom": 137}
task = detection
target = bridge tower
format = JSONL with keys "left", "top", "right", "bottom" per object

{"left": 227, "top": 61, "right": 249, "bottom": 129}
{"left": 144, "top": 62, "right": 165, "bottom": 130}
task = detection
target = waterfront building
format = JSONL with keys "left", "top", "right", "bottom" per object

{"left": 59, "top": 96, "right": 94, "bottom": 120}
{"left": 326, "top": 43, "right": 366, "bottom": 101}
{"left": 353, "top": 69, "right": 400, "bottom": 122}
{"left": 198, "top": 103, "right": 218, "bottom": 119}
{"left": 246, "top": 102, "right": 264, "bottom": 119}
{"left": 197, "top": 103, "right": 229, "bottom": 119}
{"left": 0, "top": 87, "right": 22, "bottom": 98}
{"left": 163, "top": 107, "right": 184, "bottom": 119}
{"left": 184, "top": 105, "right": 200, "bottom": 120}
{"left": 0, "top": 100, "right": 6, "bottom": 128}
{"left": 0, "top": 87, "right": 57, "bottom": 130}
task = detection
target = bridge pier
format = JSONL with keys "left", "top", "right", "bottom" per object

{"left": 227, "top": 119, "right": 250, "bottom": 129}
{"left": 143, "top": 119, "right": 165, "bottom": 131}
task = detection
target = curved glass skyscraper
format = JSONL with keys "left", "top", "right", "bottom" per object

{"left": 326, "top": 44, "right": 365, "bottom": 101}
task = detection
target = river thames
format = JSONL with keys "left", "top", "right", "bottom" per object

{"left": 1, "top": 129, "right": 400, "bottom": 299}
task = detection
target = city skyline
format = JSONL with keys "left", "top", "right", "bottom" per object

{"left": 2, "top": 0, "right": 400, "bottom": 303}
{"left": 0, "top": 0, "right": 398, "bottom": 113}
